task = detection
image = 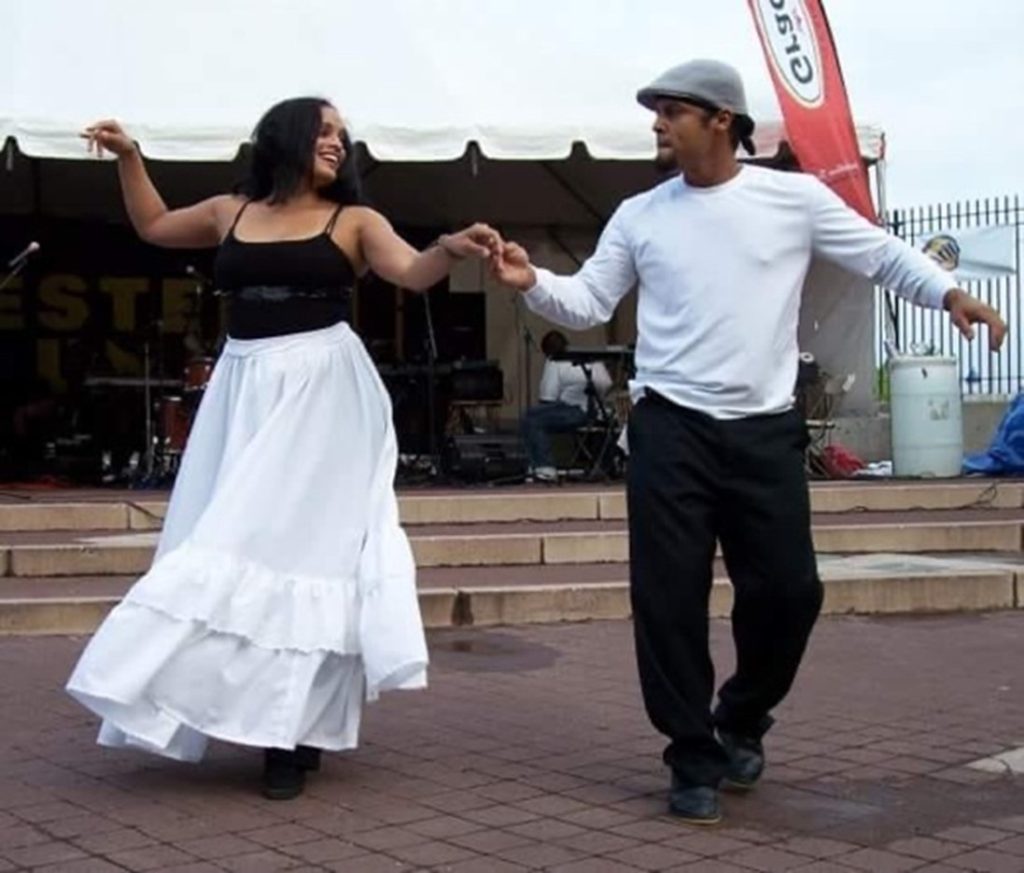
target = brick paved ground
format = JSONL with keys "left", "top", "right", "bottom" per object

{"left": 2, "top": 614, "right": 1024, "bottom": 872}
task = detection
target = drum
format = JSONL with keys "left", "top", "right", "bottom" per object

{"left": 183, "top": 356, "right": 215, "bottom": 393}
{"left": 159, "top": 396, "right": 192, "bottom": 452}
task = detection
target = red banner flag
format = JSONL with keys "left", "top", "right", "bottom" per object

{"left": 747, "top": 0, "right": 877, "bottom": 221}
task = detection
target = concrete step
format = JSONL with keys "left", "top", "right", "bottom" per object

{"left": 0, "top": 480, "right": 1020, "bottom": 532}
{"left": 2, "top": 553, "right": 1019, "bottom": 635}
{"left": 1, "top": 509, "right": 1020, "bottom": 577}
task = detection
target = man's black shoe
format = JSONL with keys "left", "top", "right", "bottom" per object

{"left": 668, "top": 773, "right": 721, "bottom": 824}
{"left": 718, "top": 729, "right": 765, "bottom": 792}
{"left": 262, "top": 748, "right": 306, "bottom": 800}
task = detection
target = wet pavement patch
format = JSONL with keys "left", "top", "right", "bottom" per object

{"left": 428, "top": 628, "right": 560, "bottom": 672}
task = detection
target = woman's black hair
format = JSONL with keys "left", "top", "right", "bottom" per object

{"left": 237, "top": 97, "right": 364, "bottom": 205}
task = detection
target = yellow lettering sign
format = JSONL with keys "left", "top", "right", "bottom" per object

{"left": 161, "top": 278, "right": 197, "bottom": 334}
{"left": 38, "top": 275, "right": 89, "bottom": 331}
{"left": 99, "top": 277, "right": 150, "bottom": 332}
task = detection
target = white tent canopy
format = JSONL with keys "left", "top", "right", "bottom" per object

{"left": 2, "top": 0, "right": 882, "bottom": 165}
{"left": 0, "top": 0, "right": 884, "bottom": 420}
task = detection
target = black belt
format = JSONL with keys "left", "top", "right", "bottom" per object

{"left": 226, "top": 285, "right": 351, "bottom": 339}
{"left": 643, "top": 387, "right": 679, "bottom": 408}
{"left": 231, "top": 284, "right": 343, "bottom": 302}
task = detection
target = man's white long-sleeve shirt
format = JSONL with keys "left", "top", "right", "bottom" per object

{"left": 523, "top": 165, "right": 954, "bottom": 419}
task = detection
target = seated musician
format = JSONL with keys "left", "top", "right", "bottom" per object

{"left": 521, "top": 330, "right": 612, "bottom": 482}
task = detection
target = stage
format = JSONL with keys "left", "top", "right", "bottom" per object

{"left": 0, "top": 477, "right": 1021, "bottom": 636}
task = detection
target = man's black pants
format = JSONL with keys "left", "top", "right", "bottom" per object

{"left": 627, "top": 391, "right": 823, "bottom": 787}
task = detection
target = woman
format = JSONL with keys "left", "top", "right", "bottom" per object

{"left": 66, "top": 97, "right": 501, "bottom": 800}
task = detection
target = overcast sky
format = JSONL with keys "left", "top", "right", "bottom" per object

{"left": 803, "top": 1, "right": 1023, "bottom": 209}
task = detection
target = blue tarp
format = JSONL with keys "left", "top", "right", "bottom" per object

{"left": 963, "top": 393, "right": 1024, "bottom": 475}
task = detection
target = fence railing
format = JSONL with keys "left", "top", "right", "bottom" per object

{"left": 876, "top": 195, "right": 1022, "bottom": 396}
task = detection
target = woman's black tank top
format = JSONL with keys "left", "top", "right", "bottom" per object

{"left": 213, "top": 202, "right": 356, "bottom": 339}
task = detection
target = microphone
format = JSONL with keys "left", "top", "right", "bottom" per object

{"left": 7, "top": 241, "right": 40, "bottom": 269}
{"left": 185, "top": 264, "right": 210, "bottom": 285}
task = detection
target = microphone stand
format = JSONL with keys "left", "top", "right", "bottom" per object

{"left": 0, "top": 259, "right": 28, "bottom": 294}
{"left": 140, "top": 316, "right": 164, "bottom": 487}
{"left": 421, "top": 290, "right": 440, "bottom": 475}
{"left": 515, "top": 295, "right": 538, "bottom": 419}
{"left": 142, "top": 336, "right": 154, "bottom": 483}
{"left": 522, "top": 321, "right": 537, "bottom": 410}
{"left": 184, "top": 267, "right": 205, "bottom": 355}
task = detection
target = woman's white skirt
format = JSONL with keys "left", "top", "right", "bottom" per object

{"left": 66, "top": 321, "right": 427, "bottom": 762}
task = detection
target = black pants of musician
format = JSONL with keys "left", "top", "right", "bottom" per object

{"left": 627, "top": 391, "right": 824, "bottom": 788}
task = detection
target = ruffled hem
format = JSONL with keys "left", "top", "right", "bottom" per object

{"left": 66, "top": 599, "right": 424, "bottom": 760}
{"left": 126, "top": 542, "right": 362, "bottom": 654}
{"left": 122, "top": 539, "right": 430, "bottom": 698}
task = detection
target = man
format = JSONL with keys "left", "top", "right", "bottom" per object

{"left": 490, "top": 59, "right": 1006, "bottom": 824}
{"left": 521, "top": 330, "right": 613, "bottom": 482}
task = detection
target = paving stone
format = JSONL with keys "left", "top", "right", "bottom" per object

{"left": 3, "top": 615, "right": 1024, "bottom": 873}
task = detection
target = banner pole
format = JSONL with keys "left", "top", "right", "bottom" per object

{"left": 875, "top": 154, "right": 900, "bottom": 357}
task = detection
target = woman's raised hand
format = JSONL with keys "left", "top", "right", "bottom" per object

{"left": 81, "top": 120, "right": 136, "bottom": 159}
{"left": 436, "top": 223, "right": 503, "bottom": 261}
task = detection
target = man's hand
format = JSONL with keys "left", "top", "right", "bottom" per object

{"left": 490, "top": 241, "right": 537, "bottom": 292}
{"left": 943, "top": 288, "right": 1007, "bottom": 351}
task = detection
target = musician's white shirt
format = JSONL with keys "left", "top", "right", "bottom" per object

{"left": 539, "top": 359, "right": 612, "bottom": 413}
{"left": 522, "top": 165, "right": 954, "bottom": 420}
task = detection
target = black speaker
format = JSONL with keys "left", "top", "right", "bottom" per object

{"left": 450, "top": 360, "right": 503, "bottom": 402}
{"left": 443, "top": 433, "right": 528, "bottom": 481}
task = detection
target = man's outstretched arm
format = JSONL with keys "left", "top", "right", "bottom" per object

{"left": 492, "top": 211, "right": 638, "bottom": 330}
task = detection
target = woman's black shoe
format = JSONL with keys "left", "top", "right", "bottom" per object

{"left": 295, "top": 745, "right": 321, "bottom": 771}
{"left": 262, "top": 748, "right": 305, "bottom": 800}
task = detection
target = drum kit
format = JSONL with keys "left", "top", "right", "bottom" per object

{"left": 141, "top": 273, "right": 221, "bottom": 484}
{"left": 153, "top": 355, "right": 214, "bottom": 472}
{"left": 78, "top": 355, "right": 214, "bottom": 486}
{"left": 70, "top": 268, "right": 222, "bottom": 487}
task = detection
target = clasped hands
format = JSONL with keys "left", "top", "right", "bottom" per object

{"left": 437, "top": 225, "right": 537, "bottom": 293}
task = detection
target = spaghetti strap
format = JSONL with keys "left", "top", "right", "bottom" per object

{"left": 228, "top": 200, "right": 252, "bottom": 235}
{"left": 323, "top": 204, "right": 345, "bottom": 236}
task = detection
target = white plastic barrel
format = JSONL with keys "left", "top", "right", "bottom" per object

{"left": 889, "top": 355, "right": 963, "bottom": 477}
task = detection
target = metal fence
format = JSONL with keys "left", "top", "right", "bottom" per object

{"left": 876, "top": 195, "right": 1022, "bottom": 396}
